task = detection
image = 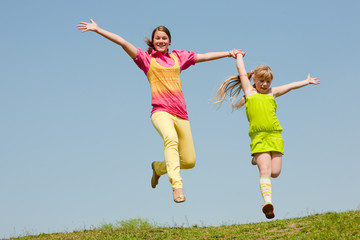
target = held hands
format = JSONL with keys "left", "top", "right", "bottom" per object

{"left": 77, "top": 19, "right": 99, "bottom": 32}
{"left": 233, "top": 49, "right": 245, "bottom": 58}
{"left": 227, "top": 49, "right": 245, "bottom": 58}
{"left": 306, "top": 74, "right": 320, "bottom": 85}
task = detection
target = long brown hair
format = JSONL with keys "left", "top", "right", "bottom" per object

{"left": 145, "top": 26, "right": 172, "bottom": 54}
{"left": 214, "top": 65, "right": 273, "bottom": 109}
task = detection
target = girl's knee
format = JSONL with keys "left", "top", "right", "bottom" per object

{"left": 271, "top": 170, "right": 281, "bottom": 178}
{"left": 181, "top": 156, "right": 196, "bottom": 169}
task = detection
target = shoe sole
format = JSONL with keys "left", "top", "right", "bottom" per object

{"left": 174, "top": 195, "right": 186, "bottom": 203}
{"left": 262, "top": 203, "right": 275, "bottom": 219}
{"left": 151, "top": 162, "right": 159, "bottom": 188}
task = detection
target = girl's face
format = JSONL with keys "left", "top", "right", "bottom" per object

{"left": 153, "top": 30, "right": 170, "bottom": 53}
{"left": 254, "top": 76, "right": 272, "bottom": 94}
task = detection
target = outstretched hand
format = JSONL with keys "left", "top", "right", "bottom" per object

{"left": 77, "top": 19, "right": 99, "bottom": 32}
{"left": 306, "top": 74, "right": 320, "bottom": 85}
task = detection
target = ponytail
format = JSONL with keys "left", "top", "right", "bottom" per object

{"left": 247, "top": 70, "right": 255, "bottom": 80}
{"left": 213, "top": 75, "right": 242, "bottom": 109}
{"left": 145, "top": 37, "right": 154, "bottom": 54}
{"left": 214, "top": 71, "right": 255, "bottom": 109}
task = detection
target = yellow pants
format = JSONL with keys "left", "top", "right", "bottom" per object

{"left": 151, "top": 111, "right": 196, "bottom": 190}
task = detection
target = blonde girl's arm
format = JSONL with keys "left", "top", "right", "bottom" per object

{"left": 77, "top": 19, "right": 138, "bottom": 59}
{"left": 196, "top": 50, "right": 235, "bottom": 63}
{"left": 236, "top": 52, "right": 256, "bottom": 97}
{"left": 272, "top": 74, "right": 320, "bottom": 98}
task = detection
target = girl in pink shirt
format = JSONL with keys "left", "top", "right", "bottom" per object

{"left": 78, "top": 20, "right": 237, "bottom": 203}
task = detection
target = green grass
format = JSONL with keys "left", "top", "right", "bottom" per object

{"left": 5, "top": 211, "right": 360, "bottom": 240}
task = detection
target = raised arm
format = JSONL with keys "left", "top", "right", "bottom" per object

{"left": 235, "top": 51, "right": 256, "bottom": 97}
{"left": 195, "top": 50, "right": 235, "bottom": 63}
{"left": 272, "top": 74, "right": 320, "bottom": 98}
{"left": 77, "top": 19, "right": 138, "bottom": 59}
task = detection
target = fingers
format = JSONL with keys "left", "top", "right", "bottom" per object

{"left": 77, "top": 25, "right": 87, "bottom": 31}
{"left": 307, "top": 74, "right": 320, "bottom": 85}
{"left": 229, "top": 49, "right": 236, "bottom": 58}
{"left": 307, "top": 74, "right": 313, "bottom": 81}
{"left": 77, "top": 19, "right": 98, "bottom": 32}
{"left": 233, "top": 49, "right": 246, "bottom": 58}
{"left": 308, "top": 74, "right": 319, "bottom": 81}
{"left": 308, "top": 74, "right": 319, "bottom": 80}
{"left": 236, "top": 49, "right": 245, "bottom": 56}
{"left": 77, "top": 21, "right": 90, "bottom": 31}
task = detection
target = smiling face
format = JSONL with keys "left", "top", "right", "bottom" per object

{"left": 153, "top": 30, "right": 171, "bottom": 53}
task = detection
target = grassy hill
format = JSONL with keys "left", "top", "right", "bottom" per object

{"left": 5, "top": 210, "right": 360, "bottom": 240}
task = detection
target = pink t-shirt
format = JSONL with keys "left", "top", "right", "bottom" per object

{"left": 133, "top": 48, "right": 197, "bottom": 119}
{"left": 134, "top": 48, "right": 197, "bottom": 74}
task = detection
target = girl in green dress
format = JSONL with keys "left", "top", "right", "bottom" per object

{"left": 214, "top": 50, "right": 320, "bottom": 219}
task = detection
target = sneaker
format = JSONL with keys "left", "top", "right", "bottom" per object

{"left": 262, "top": 203, "right": 275, "bottom": 219}
{"left": 151, "top": 162, "right": 160, "bottom": 188}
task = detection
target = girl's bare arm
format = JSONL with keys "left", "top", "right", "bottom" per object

{"left": 236, "top": 53, "right": 256, "bottom": 97}
{"left": 196, "top": 51, "right": 235, "bottom": 63}
{"left": 77, "top": 19, "right": 137, "bottom": 59}
{"left": 272, "top": 74, "right": 320, "bottom": 97}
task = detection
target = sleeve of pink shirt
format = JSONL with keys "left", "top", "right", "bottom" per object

{"left": 172, "top": 50, "right": 197, "bottom": 71}
{"left": 133, "top": 48, "right": 151, "bottom": 75}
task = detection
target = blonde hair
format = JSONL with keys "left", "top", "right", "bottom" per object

{"left": 253, "top": 65, "right": 273, "bottom": 82}
{"left": 214, "top": 65, "right": 273, "bottom": 109}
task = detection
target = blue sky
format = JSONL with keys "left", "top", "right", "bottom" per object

{"left": 1, "top": 0, "right": 360, "bottom": 238}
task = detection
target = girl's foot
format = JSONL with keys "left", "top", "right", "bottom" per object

{"left": 151, "top": 162, "right": 160, "bottom": 188}
{"left": 262, "top": 203, "right": 275, "bottom": 219}
{"left": 251, "top": 157, "right": 257, "bottom": 165}
{"left": 173, "top": 188, "right": 186, "bottom": 203}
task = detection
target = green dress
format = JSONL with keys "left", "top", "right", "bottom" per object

{"left": 245, "top": 94, "right": 284, "bottom": 156}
